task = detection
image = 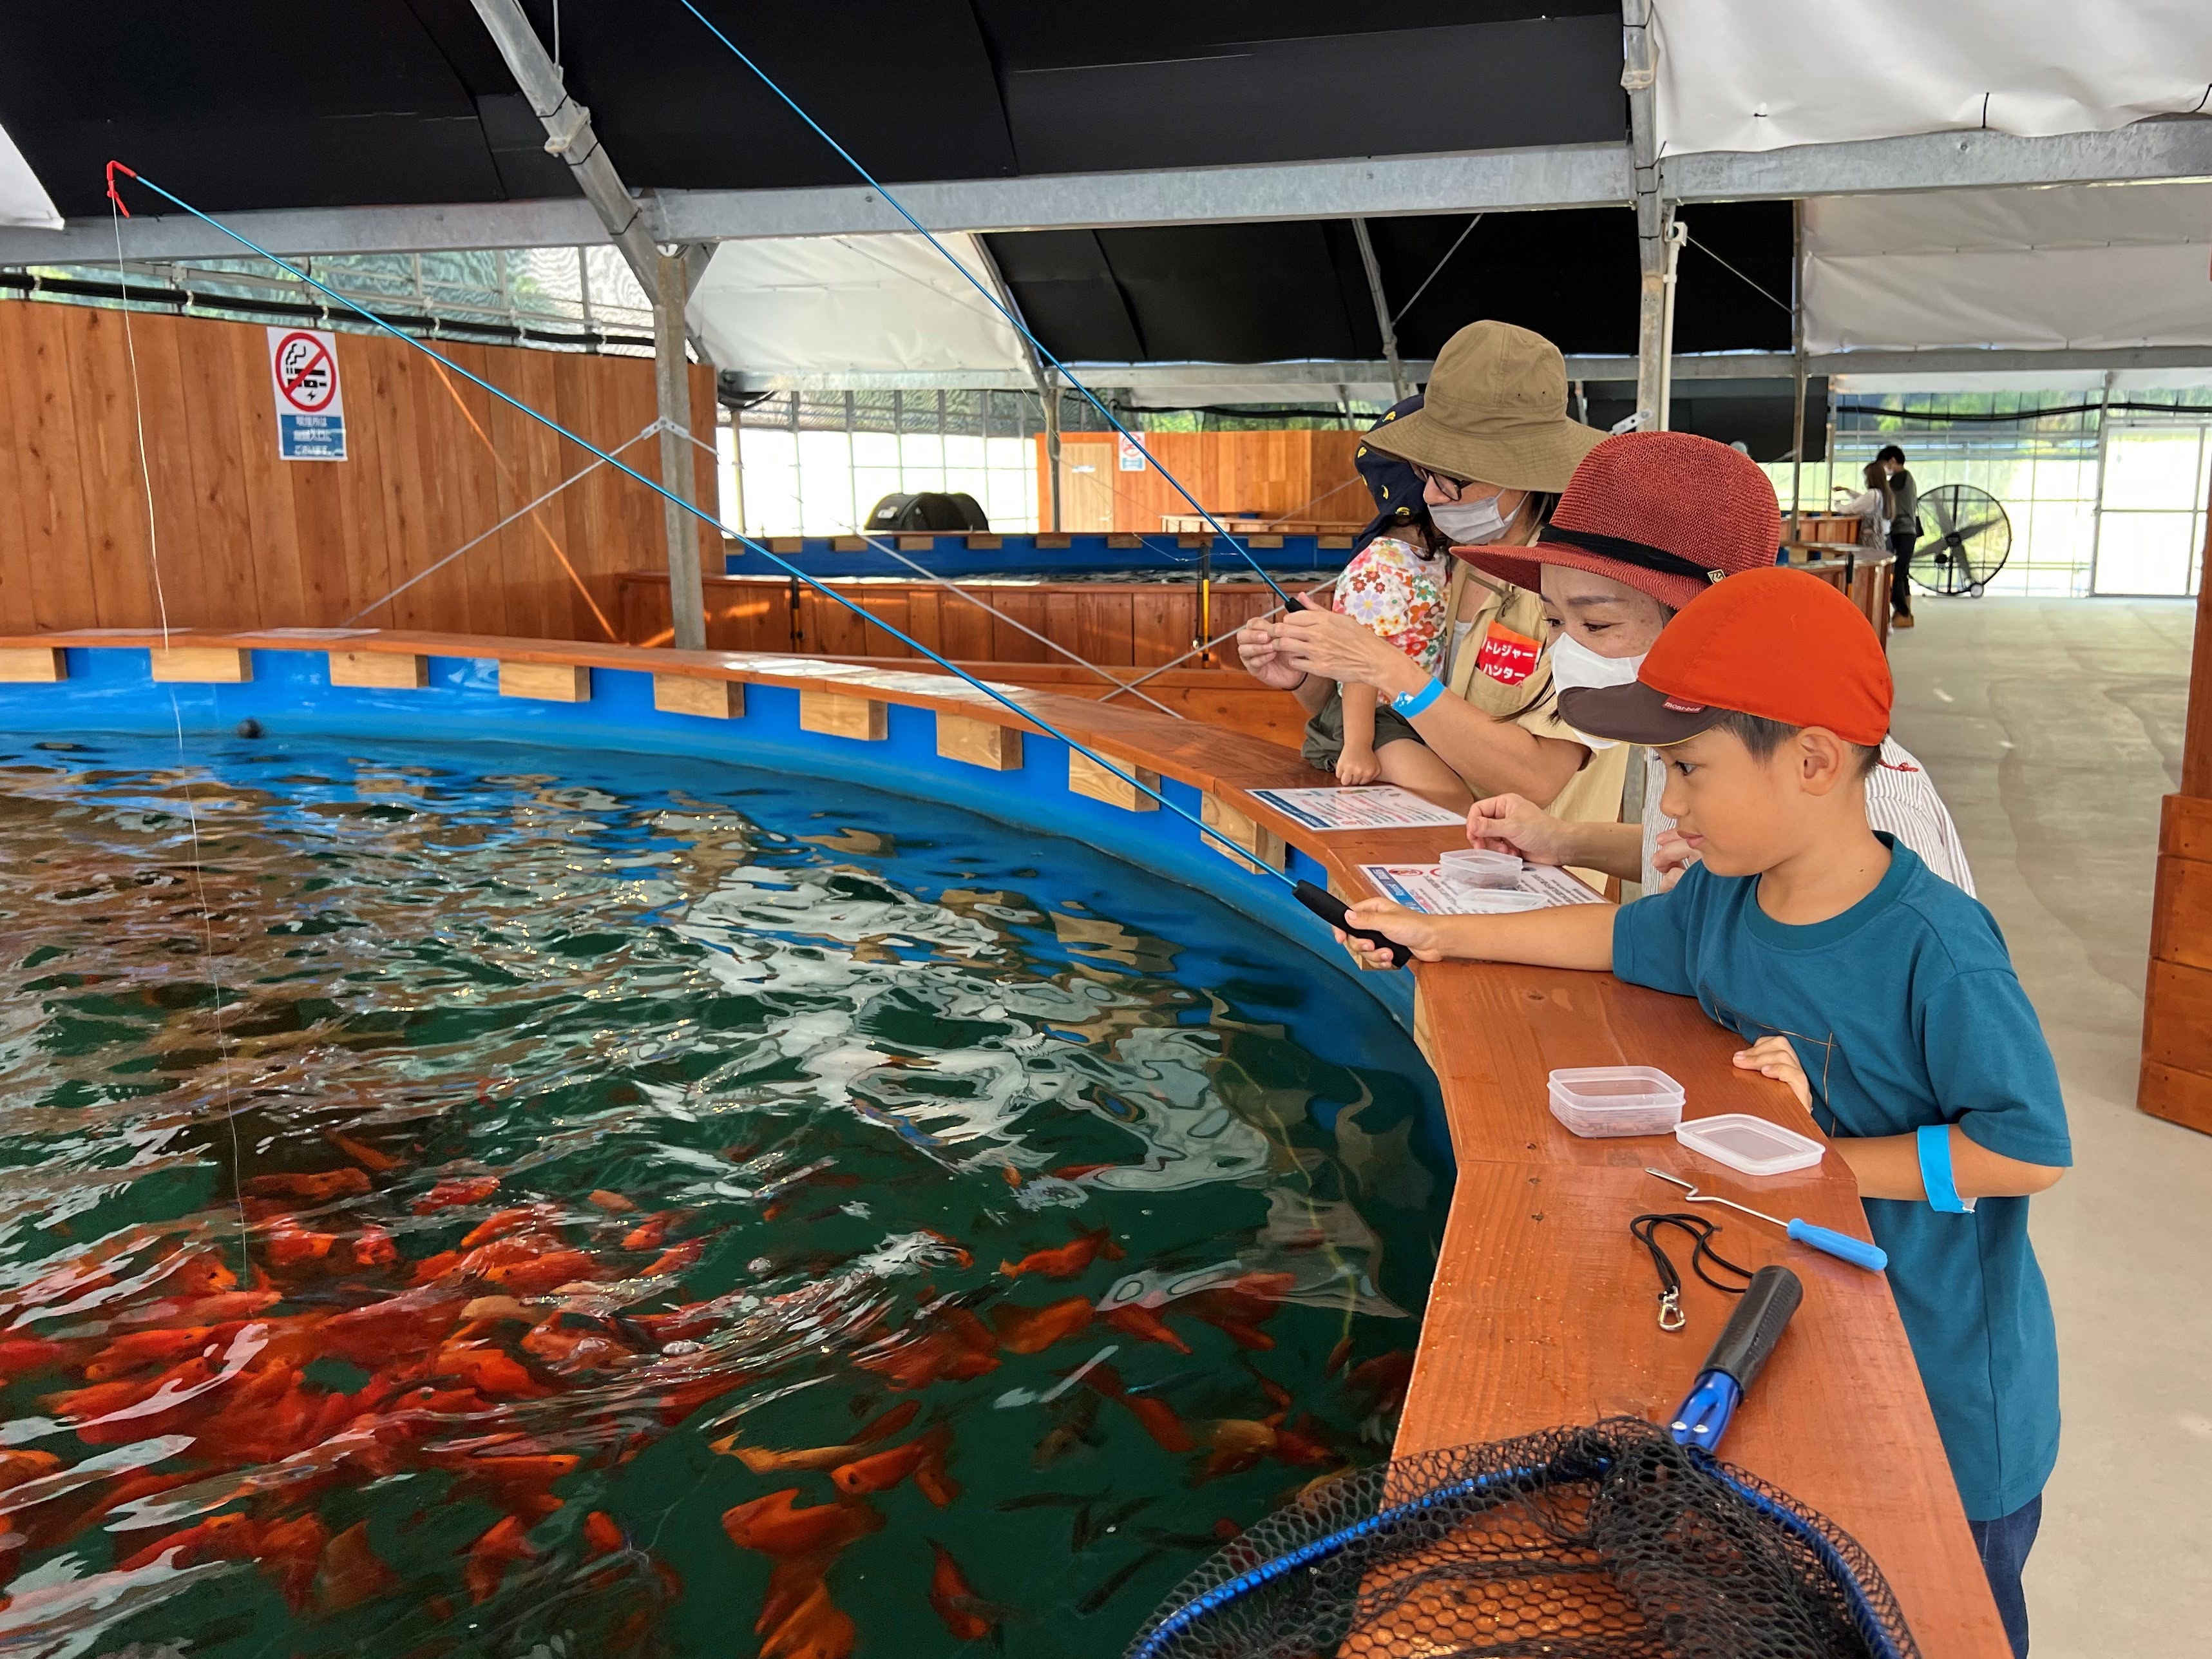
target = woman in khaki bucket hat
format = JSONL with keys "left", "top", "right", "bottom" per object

{"left": 1238, "top": 321, "right": 1628, "bottom": 846}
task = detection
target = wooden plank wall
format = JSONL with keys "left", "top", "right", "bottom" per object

{"left": 616, "top": 572, "right": 1284, "bottom": 668}
{"left": 0, "top": 300, "right": 715, "bottom": 641}
{"left": 2140, "top": 499, "right": 2212, "bottom": 1133}
{"left": 1037, "top": 430, "right": 1367, "bottom": 533}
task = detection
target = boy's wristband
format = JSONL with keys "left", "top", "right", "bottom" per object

{"left": 1918, "top": 1124, "right": 1975, "bottom": 1213}
{"left": 1391, "top": 676, "right": 1445, "bottom": 719}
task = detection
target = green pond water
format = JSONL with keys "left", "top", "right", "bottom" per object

{"left": 0, "top": 736, "right": 1448, "bottom": 1658}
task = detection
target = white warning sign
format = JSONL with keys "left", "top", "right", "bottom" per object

{"left": 267, "top": 327, "right": 347, "bottom": 461}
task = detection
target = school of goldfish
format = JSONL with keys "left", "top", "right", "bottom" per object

{"left": 0, "top": 1148, "right": 1415, "bottom": 1656}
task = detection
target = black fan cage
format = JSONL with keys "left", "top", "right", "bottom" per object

{"left": 1125, "top": 1419, "right": 1920, "bottom": 1659}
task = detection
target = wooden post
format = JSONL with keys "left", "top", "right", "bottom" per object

{"left": 2139, "top": 499, "right": 2212, "bottom": 1132}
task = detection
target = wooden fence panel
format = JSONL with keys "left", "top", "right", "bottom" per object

{"left": 0, "top": 300, "right": 713, "bottom": 641}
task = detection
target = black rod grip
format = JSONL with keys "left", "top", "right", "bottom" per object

{"left": 1700, "top": 1264, "right": 1803, "bottom": 1396}
{"left": 1293, "top": 879, "right": 1409, "bottom": 968}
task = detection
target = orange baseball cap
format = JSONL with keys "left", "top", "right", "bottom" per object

{"left": 1556, "top": 566, "right": 1892, "bottom": 747}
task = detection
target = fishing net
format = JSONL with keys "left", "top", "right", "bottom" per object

{"left": 1125, "top": 1418, "right": 1918, "bottom": 1659}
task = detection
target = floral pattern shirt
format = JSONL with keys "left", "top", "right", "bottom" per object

{"left": 1332, "top": 535, "right": 1447, "bottom": 674}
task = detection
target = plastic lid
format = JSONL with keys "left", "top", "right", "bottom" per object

{"left": 1440, "top": 848, "right": 1524, "bottom": 884}
{"left": 1445, "top": 888, "right": 1549, "bottom": 914}
{"left": 1674, "top": 1113, "right": 1825, "bottom": 1176}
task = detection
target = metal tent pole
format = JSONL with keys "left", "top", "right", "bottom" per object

{"left": 1789, "top": 198, "right": 1808, "bottom": 536}
{"left": 1043, "top": 374, "right": 1063, "bottom": 532}
{"left": 654, "top": 249, "right": 707, "bottom": 649}
{"left": 1623, "top": 0, "right": 1668, "bottom": 432}
{"left": 1353, "top": 219, "right": 1409, "bottom": 404}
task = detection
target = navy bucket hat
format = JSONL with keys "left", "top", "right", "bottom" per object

{"left": 1351, "top": 396, "right": 1428, "bottom": 555}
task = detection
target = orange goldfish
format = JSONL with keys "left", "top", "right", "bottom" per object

{"left": 644, "top": 1240, "right": 704, "bottom": 1278}
{"left": 829, "top": 1425, "right": 952, "bottom": 1499}
{"left": 1083, "top": 1362, "right": 1196, "bottom": 1453}
{"left": 759, "top": 1580, "right": 855, "bottom": 1659}
{"left": 721, "top": 1490, "right": 885, "bottom": 1558}
{"left": 263, "top": 1217, "right": 338, "bottom": 1270}
{"left": 483, "top": 1249, "right": 602, "bottom": 1297}
{"left": 350, "top": 1225, "right": 399, "bottom": 1270}
{"left": 855, "top": 1317, "right": 999, "bottom": 1390}
{"left": 327, "top": 1129, "right": 403, "bottom": 1171}
{"left": 721, "top": 1439, "right": 863, "bottom": 1476}
{"left": 119, "top": 1511, "right": 263, "bottom": 1573}
{"left": 465, "top": 1514, "right": 535, "bottom": 1604}
{"left": 1103, "top": 1304, "right": 1192, "bottom": 1355}
{"left": 258, "top": 1513, "right": 330, "bottom": 1612}
{"left": 927, "top": 1540, "right": 1004, "bottom": 1642}
{"left": 1198, "top": 1417, "right": 1278, "bottom": 1481}
{"left": 989, "top": 1296, "right": 1092, "bottom": 1356}
{"left": 582, "top": 1511, "right": 625, "bottom": 1559}
{"left": 756, "top": 1551, "right": 834, "bottom": 1635}
{"left": 621, "top": 1211, "right": 682, "bottom": 1251}
{"left": 461, "top": 1205, "right": 560, "bottom": 1249}
{"left": 243, "top": 1168, "right": 370, "bottom": 1203}
{"left": 1348, "top": 1350, "right": 1415, "bottom": 1417}
{"left": 415, "top": 1176, "right": 501, "bottom": 1215}
{"left": 314, "top": 1520, "right": 399, "bottom": 1612}
{"left": 853, "top": 1400, "right": 920, "bottom": 1444}
{"left": 322, "top": 1288, "right": 465, "bottom": 1365}
{"left": 82, "top": 1326, "right": 215, "bottom": 1381}
{"left": 587, "top": 1189, "right": 635, "bottom": 1213}
{"left": 999, "top": 1226, "right": 1123, "bottom": 1281}
{"left": 0, "top": 1449, "right": 61, "bottom": 1494}
{"left": 0, "top": 1338, "right": 73, "bottom": 1379}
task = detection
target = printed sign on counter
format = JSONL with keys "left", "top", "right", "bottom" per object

{"left": 1246, "top": 785, "right": 1466, "bottom": 831}
{"left": 1116, "top": 433, "right": 1148, "bottom": 471}
{"left": 1359, "top": 861, "right": 1605, "bottom": 914}
{"left": 267, "top": 327, "right": 347, "bottom": 461}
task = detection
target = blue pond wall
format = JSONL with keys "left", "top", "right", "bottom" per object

{"left": 0, "top": 644, "right": 1414, "bottom": 1035}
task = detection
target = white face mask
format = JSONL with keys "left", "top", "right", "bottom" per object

{"left": 1548, "top": 631, "right": 1647, "bottom": 749}
{"left": 1428, "top": 492, "right": 1514, "bottom": 546}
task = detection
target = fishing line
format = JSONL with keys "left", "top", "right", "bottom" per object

{"left": 667, "top": 0, "right": 1300, "bottom": 614}
{"left": 99, "top": 168, "right": 1335, "bottom": 908}
{"left": 107, "top": 173, "right": 253, "bottom": 1274}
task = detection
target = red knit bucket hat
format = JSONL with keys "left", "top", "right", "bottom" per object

{"left": 1462, "top": 430, "right": 1782, "bottom": 610}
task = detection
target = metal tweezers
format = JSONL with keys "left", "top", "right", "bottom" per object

{"left": 1629, "top": 1212, "right": 1755, "bottom": 1331}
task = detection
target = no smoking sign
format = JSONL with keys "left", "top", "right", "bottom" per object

{"left": 266, "top": 326, "right": 347, "bottom": 461}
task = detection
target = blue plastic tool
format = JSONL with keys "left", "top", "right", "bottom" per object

{"left": 1646, "top": 1169, "right": 1888, "bottom": 1272}
{"left": 1668, "top": 1263, "right": 1800, "bottom": 1451}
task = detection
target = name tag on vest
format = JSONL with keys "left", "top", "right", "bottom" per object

{"left": 1476, "top": 622, "right": 1541, "bottom": 686}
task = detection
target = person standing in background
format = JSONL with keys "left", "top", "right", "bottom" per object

{"left": 1880, "top": 444, "right": 1921, "bottom": 629}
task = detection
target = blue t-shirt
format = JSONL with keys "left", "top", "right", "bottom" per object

{"left": 1614, "top": 838, "right": 2071, "bottom": 1520}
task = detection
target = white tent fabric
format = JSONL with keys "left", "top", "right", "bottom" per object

{"left": 1803, "top": 181, "right": 2212, "bottom": 354}
{"left": 688, "top": 232, "right": 1032, "bottom": 376}
{"left": 0, "top": 121, "right": 61, "bottom": 230}
{"left": 1650, "top": 0, "right": 2212, "bottom": 155}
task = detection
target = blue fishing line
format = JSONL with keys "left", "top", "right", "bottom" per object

{"left": 102, "top": 166, "right": 1302, "bottom": 893}
{"left": 669, "top": 0, "right": 1301, "bottom": 613}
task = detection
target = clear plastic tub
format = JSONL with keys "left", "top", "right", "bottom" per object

{"left": 1547, "top": 1065, "right": 1686, "bottom": 1138}
{"left": 1673, "top": 1113, "right": 1825, "bottom": 1175}
{"left": 1438, "top": 847, "right": 1525, "bottom": 890}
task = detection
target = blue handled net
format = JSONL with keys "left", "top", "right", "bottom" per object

{"left": 1125, "top": 1418, "right": 1919, "bottom": 1659}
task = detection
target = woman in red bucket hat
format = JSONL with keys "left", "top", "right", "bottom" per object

{"left": 1448, "top": 431, "right": 1976, "bottom": 895}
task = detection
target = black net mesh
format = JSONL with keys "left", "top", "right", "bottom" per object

{"left": 1125, "top": 1419, "right": 1919, "bottom": 1659}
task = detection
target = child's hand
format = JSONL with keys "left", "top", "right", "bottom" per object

{"left": 1334, "top": 897, "right": 1445, "bottom": 964}
{"left": 1335, "top": 745, "right": 1381, "bottom": 786}
{"left": 1650, "top": 829, "right": 1701, "bottom": 892}
{"left": 1733, "top": 1035, "right": 1811, "bottom": 1111}
{"left": 1468, "top": 793, "right": 1568, "bottom": 865}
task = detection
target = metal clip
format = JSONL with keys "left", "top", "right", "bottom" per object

{"left": 1657, "top": 1288, "right": 1685, "bottom": 1332}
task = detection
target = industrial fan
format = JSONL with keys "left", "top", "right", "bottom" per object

{"left": 1914, "top": 484, "right": 2011, "bottom": 597}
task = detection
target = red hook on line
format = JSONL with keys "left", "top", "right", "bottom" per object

{"left": 105, "top": 160, "right": 137, "bottom": 218}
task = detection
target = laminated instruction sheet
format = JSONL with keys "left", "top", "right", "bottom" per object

{"left": 1359, "top": 862, "right": 1605, "bottom": 914}
{"left": 1245, "top": 785, "right": 1467, "bottom": 831}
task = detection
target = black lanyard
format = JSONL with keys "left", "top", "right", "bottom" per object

{"left": 1630, "top": 1212, "right": 1755, "bottom": 1331}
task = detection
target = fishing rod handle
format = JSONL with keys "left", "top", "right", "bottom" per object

{"left": 1293, "top": 881, "right": 1408, "bottom": 968}
{"left": 1699, "top": 1264, "right": 1802, "bottom": 1395}
{"left": 1786, "top": 1218, "right": 1889, "bottom": 1272}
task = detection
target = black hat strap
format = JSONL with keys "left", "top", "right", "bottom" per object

{"left": 1543, "top": 524, "right": 1727, "bottom": 586}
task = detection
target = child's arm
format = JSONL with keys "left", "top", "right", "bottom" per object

{"left": 1336, "top": 683, "right": 1382, "bottom": 786}
{"left": 1833, "top": 1133, "right": 2066, "bottom": 1201}
{"left": 1337, "top": 895, "right": 1614, "bottom": 971}
{"left": 1733, "top": 1035, "right": 2068, "bottom": 1200}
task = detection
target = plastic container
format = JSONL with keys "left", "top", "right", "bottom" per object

{"left": 1547, "top": 1066, "right": 1686, "bottom": 1138}
{"left": 1438, "top": 847, "right": 1524, "bottom": 890}
{"left": 1674, "top": 1113, "right": 1826, "bottom": 1176}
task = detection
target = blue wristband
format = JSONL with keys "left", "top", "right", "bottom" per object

{"left": 1390, "top": 676, "right": 1445, "bottom": 719}
{"left": 1918, "top": 1124, "right": 1974, "bottom": 1213}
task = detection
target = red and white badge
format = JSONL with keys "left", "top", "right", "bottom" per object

{"left": 1476, "top": 621, "right": 1541, "bottom": 686}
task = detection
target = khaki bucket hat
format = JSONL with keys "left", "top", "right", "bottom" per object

{"left": 1364, "top": 320, "right": 1602, "bottom": 494}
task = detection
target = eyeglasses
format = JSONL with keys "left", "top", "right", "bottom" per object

{"left": 1411, "top": 463, "right": 1474, "bottom": 502}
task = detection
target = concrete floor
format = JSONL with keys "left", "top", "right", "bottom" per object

{"left": 1886, "top": 595, "right": 2209, "bottom": 1659}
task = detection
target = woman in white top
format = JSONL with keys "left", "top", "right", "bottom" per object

{"left": 1832, "top": 461, "right": 1894, "bottom": 553}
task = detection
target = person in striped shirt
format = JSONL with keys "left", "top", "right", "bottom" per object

{"left": 1453, "top": 432, "right": 1976, "bottom": 896}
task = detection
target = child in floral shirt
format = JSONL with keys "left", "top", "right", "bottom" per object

{"left": 1327, "top": 533, "right": 1449, "bottom": 783}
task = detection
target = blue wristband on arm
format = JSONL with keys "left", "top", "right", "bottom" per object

{"left": 1390, "top": 676, "right": 1445, "bottom": 719}
{"left": 1918, "top": 1124, "right": 1975, "bottom": 1213}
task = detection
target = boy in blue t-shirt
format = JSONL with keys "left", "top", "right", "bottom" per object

{"left": 1336, "top": 566, "right": 2068, "bottom": 1659}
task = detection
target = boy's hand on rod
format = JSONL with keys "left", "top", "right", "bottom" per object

{"left": 1335, "top": 898, "right": 1446, "bottom": 963}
